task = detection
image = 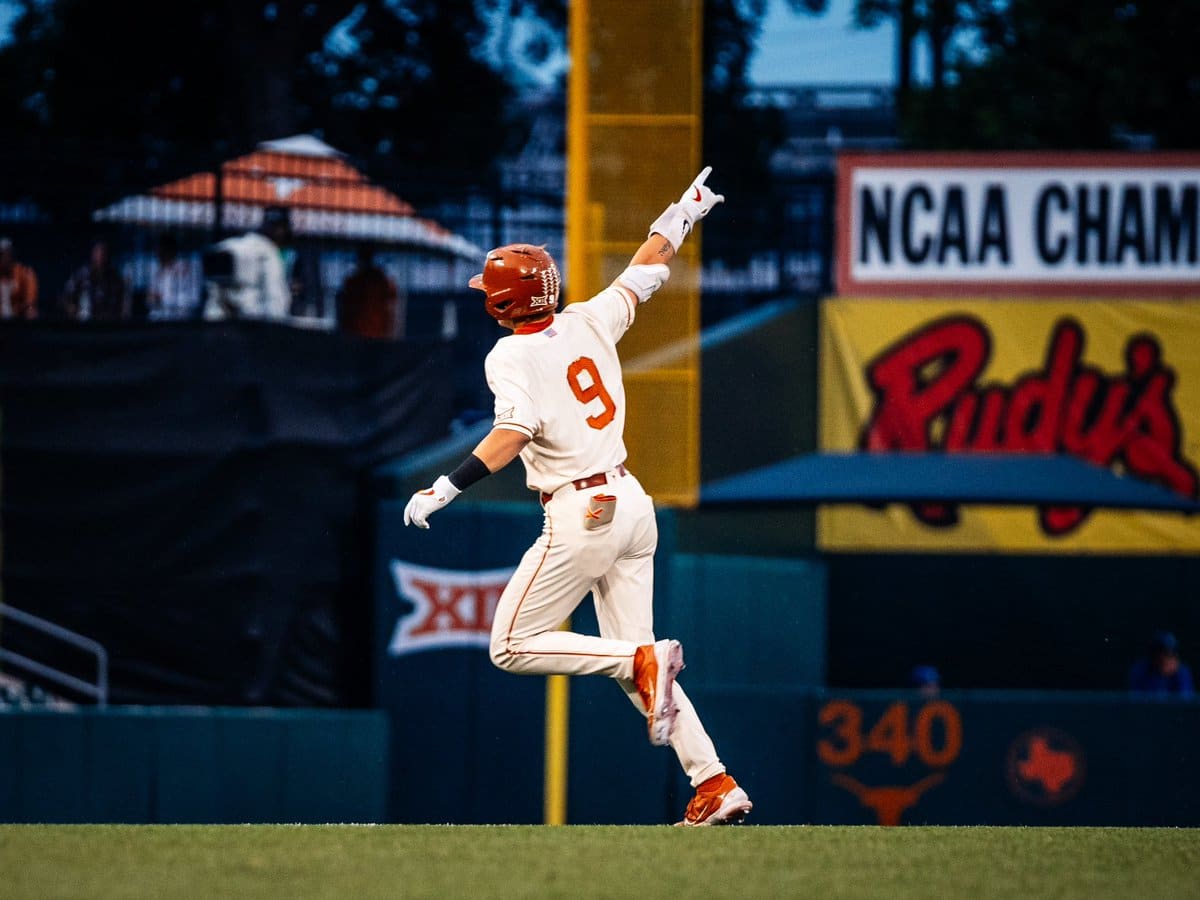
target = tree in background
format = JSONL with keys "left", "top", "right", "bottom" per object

{"left": 0, "top": 0, "right": 824, "bottom": 227}
{"left": 0, "top": 0, "right": 542, "bottom": 211}
{"left": 705, "top": 1, "right": 833, "bottom": 163}
{"left": 850, "top": 0, "right": 916, "bottom": 112}
{"left": 699, "top": 0, "right": 831, "bottom": 265}
{"left": 827, "top": 0, "right": 1200, "bottom": 149}
{"left": 0, "top": 1, "right": 356, "bottom": 201}
{"left": 5, "top": 0, "right": 1198, "bottom": 209}
{"left": 300, "top": 0, "right": 530, "bottom": 197}
{"left": 904, "top": 0, "right": 1200, "bottom": 149}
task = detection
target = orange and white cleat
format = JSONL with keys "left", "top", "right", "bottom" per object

{"left": 633, "top": 639, "right": 684, "bottom": 746}
{"left": 676, "top": 773, "right": 753, "bottom": 826}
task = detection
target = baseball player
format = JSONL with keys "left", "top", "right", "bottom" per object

{"left": 404, "top": 167, "right": 751, "bottom": 827}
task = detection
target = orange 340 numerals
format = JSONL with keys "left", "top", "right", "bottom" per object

{"left": 567, "top": 356, "right": 616, "bottom": 429}
{"left": 817, "top": 700, "right": 963, "bottom": 768}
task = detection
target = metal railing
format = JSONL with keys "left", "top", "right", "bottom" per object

{"left": 0, "top": 602, "right": 109, "bottom": 707}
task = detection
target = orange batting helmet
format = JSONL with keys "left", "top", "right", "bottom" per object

{"left": 469, "top": 244, "right": 561, "bottom": 322}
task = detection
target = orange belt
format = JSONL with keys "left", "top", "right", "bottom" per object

{"left": 541, "top": 464, "right": 628, "bottom": 505}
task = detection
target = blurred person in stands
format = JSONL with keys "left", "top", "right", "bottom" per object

{"left": 148, "top": 233, "right": 199, "bottom": 320}
{"left": 287, "top": 242, "right": 325, "bottom": 322}
{"left": 910, "top": 664, "right": 941, "bottom": 698}
{"left": 1128, "top": 631, "right": 1194, "bottom": 698}
{"left": 0, "top": 237, "right": 38, "bottom": 319}
{"left": 61, "top": 239, "right": 130, "bottom": 320}
{"left": 337, "top": 243, "right": 401, "bottom": 339}
{"left": 203, "top": 205, "right": 292, "bottom": 321}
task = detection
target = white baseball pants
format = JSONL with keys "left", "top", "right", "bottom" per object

{"left": 489, "top": 469, "right": 725, "bottom": 787}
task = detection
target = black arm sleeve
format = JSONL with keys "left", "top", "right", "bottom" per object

{"left": 447, "top": 453, "right": 491, "bottom": 491}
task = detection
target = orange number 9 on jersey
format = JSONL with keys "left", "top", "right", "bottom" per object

{"left": 567, "top": 356, "right": 617, "bottom": 430}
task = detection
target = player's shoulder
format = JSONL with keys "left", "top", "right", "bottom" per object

{"left": 484, "top": 337, "right": 513, "bottom": 367}
{"left": 485, "top": 332, "right": 537, "bottom": 371}
{"left": 562, "top": 289, "right": 632, "bottom": 340}
{"left": 561, "top": 295, "right": 617, "bottom": 328}
{"left": 489, "top": 330, "right": 542, "bottom": 352}
{"left": 564, "top": 291, "right": 609, "bottom": 316}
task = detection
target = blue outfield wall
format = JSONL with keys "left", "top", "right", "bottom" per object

{"left": 374, "top": 500, "right": 1200, "bottom": 825}
{"left": 687, "top": 689, "right": 1199, "bottom": 826}
{"left": 374, "top": 501, "right": 550, "bottom": 824}
{"left": 0, "top": 707, "right": 389, "bottom": 824}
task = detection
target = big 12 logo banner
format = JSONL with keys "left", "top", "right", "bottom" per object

{"left": 388, "top": 561, "right": 515, "bottom": 656}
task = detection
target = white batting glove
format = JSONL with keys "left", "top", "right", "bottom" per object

{"left": 648, "top": 166, "right": 726, "bottom": 252}
{"left": 677, "top": 165, "right": 725, "bottom": 223}
{"left": 403, "top": 475, "right": 460, "bottom": 529}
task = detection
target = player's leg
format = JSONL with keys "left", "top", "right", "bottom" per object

{"left": 590, "top": 498, "right": 725, "bottom": 787}
{"left": 595, "top": 559, "right": 752, "bottom": 824}
{"left": 490, "top": 500, "right": 638, "bottom": 678}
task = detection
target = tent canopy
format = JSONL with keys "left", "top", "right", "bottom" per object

{"left": 94, "top": 135, "right": 481, "bottom": 260}
{"left": 701, "top": 452, "right": 1200, "bottom": 513}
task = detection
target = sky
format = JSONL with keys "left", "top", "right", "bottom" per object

{"left": 750, "top": 0, "right": 896, "bottom": 85}
{"left": 0, "top": 0, "right": 899, "bottom": 86}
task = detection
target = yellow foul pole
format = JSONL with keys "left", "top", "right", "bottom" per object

{"left": 541, "top": 2, "right": 591, "bottom": 826}
{"left": 548, "top": 0, "right": 703, "bottom": 826}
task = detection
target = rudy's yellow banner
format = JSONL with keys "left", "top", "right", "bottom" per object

{"left": 819, "top": 298, "right": 1200, "bottom": 553}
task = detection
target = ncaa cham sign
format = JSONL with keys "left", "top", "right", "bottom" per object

{"left": 836, "top": 152, "right": 1200, "bottom": 296}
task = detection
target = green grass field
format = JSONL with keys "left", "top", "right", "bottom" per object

{"left": 2, "top": 825, "right": 1197, "bottom": 900}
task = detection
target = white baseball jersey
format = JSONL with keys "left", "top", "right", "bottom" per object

{"left": 482, "top": 270, "right": 725, "bottom": 790}
{"left": 485, "top": 282, "right": 637, "bottom": 494}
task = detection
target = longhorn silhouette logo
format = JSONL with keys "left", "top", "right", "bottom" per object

{"left": 831, "top": 773, "right": 945, "bottom": 826}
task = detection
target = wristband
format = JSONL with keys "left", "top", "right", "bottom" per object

{"left": 448, "top": 453, "right": 491, "bottom": 491}
{"left": 647, "top": 202, "right": 691, "bottom": 253}
{"left": 617, "top": 264, "right": 671, "bottom": 303}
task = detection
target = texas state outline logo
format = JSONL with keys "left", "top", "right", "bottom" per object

{"left": 1005, "top": 727, "right": 1087, "bottom": 807}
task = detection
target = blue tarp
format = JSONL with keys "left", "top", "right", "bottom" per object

{"left": 701, "top": 452, "right": 1200, "bottom": 512}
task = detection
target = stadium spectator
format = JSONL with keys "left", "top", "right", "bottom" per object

{"left": 909, "top": 664, "right": 941, "bottom": 697}
{"left": 203, "top": 205, "right": 293, "bottom": 321}
{"left": 61, "top": 239, "right": 130, "bottom": 320}
{"left": 288, "top": 243, "right": 322, "bottom": 321}
{"left": 148, "top": 233, "right": 199, "bottom": 320}
{"left": 337, "top": 244, "right": 401, "bottom": 339}
{"left": 0, "top": 236, "right": 39, "bottom": 319}
{"left": 1128, "top": 631, "right": 1194, "bottom": 698}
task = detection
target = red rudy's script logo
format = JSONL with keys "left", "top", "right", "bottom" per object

{"left": 860, "top": 316, "right": 1199, "bottom": 534}
{"left": 388, "top": 561, "right": 515, "bottom": 656}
